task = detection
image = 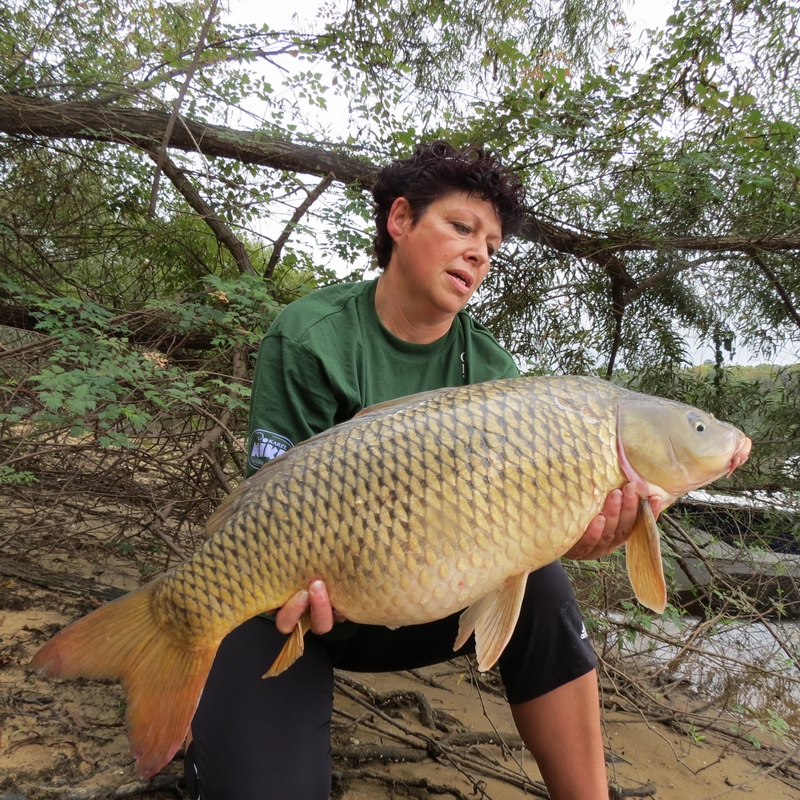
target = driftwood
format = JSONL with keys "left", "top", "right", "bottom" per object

{"left": 0, "top": 557, "right": 126, "bottom": 603}
{"left": 332, "top": 769, "right": 472, "bottom": 799}
{"left": 36, "top": 774, "right": 184, "bottom": 799}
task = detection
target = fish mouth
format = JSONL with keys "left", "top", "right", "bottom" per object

{"left": 727, "top": 436, "right": 752, "bottom": 476}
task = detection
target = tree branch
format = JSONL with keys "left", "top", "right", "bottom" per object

{"left": 622, "top": 255, "right": 723, "bottom": 306}
{"left": 0, "top": 300, "right": 224, "bottom": 358}
{"left": 146, "top": 150, "right": 256, "bottom": 275}
{"left": 265, "top": 172, "right": 335, "bottom": 278}
{"left": 2, "top": 95, "right": 799, "bottom": 259}
{"left": 148, "top": 0, "right": 219, "bottom": 215}
{"left": 749, "top": 249, "right": 800, "bottom": 330}
{"left": 0, "top": 95, "right": 377, "bottom": 184}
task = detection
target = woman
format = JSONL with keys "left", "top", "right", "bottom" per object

{"left": 185, "top": 141, "right": 658, "bottom": 800}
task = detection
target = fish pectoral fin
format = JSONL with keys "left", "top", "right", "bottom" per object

{"left": 262, "top": 610, "right": 312, "bottom": 679}
{"left": 454, "top": 591, "right": 497, "bottom": 652}
{"left": 626, "top": 497, "right": 668, "bottom": 614}
{"left": 455, "top": 572, "right": 530, "bottom": 672}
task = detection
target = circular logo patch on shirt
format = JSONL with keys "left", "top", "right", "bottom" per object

{"left": 248, "top": 429, "right": 293, "bottom": 471}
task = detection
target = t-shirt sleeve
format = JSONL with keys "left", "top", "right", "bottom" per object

{"left": 245, "top": 334, "right": 340, "bottom": 476}
{"left": 498, "top": 359, "right": 520, "bottom": 379}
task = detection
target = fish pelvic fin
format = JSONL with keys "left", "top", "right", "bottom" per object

{"left": 626, "top": 497, "right": 668, "bottom": 613}
{"left": 29, "top": 582, "right": 217, "bottom": 779}
{"left": 262, "top": 609, "right": 312, "bottom": 678}
{"left": 455, "top": 571, "right": 530, "bottom": 672}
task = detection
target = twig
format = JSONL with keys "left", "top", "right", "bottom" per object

{"left": 264, "top": 172, "right": 335, "bottom": 277}
{"left": 407, "top": 668, "right": 450, "bottom": 690}
{"left": 148, "top": 0, "right": 220, "bottom": 215}
{"left": 603, "top": 613, "right": 800, "bottom": 685}
{"left": 698, "top": 745, "right": 800, "bottom": 800}
{"left": 144, "top": 503, "right": 187, "bottom": 560}
{"left": 466, "top": 659, "right": 527, "bottom": 767}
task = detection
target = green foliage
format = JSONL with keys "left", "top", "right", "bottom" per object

{"left": 0, "top": 465, "right": 36, "bottom": 485}
{"left": 1, "top": 0, "right": 800, "bottom": 752}
{"left": 0, "top": 273, "right": 285, "bottom": 452}
{"left": 2, "top": 0, "right": 799, "bottom": 375}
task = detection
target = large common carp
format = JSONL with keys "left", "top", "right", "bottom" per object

{"left": 30, "top": 376, "right": 751, "bottom": 777}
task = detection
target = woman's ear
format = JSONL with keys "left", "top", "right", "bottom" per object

{"left": 386, "top": 197, "right": 413, "bottom": 242}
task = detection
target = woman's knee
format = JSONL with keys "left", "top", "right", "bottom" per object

{"left": 187, "top": 617, "right": 335, "bottom": 799}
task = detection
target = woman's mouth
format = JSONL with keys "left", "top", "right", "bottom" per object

{"left": 447, "top": 271, "right": 472, "bottom": 293}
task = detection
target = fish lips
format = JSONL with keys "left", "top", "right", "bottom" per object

{"left": 727, "top": 435, "right": 752, "bottom": 476}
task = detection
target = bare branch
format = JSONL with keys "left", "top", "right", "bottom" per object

{"left": 265, "top": 172, "right": 336, "bottom": 278}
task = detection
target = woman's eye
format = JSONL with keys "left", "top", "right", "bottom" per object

{"left": 453, "top": 222, "right": 470, "bottom": 234}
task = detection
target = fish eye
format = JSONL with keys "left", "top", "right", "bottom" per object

{"left": 687, "top": 412, "right": 706, "bottom": 432}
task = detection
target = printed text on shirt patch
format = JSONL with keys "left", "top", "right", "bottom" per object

{"left": 248, "top": 429, "right": 293, "bottom": 470}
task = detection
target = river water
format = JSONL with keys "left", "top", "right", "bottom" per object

{"left": 602, "top": 614, "right": 800, "bottom": 734}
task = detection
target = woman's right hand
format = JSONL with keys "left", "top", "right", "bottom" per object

{"left": 275, "top": 580, "right": 345, "bottom": 635}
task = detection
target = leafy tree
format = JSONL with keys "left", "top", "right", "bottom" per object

{"left": 1, "top": 1, "right": 800, "bottom": 771}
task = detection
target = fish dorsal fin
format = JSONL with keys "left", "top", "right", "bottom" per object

{"left": 626, "top": 498, "right": 667, "bottom": 613}
{"left": 207, "top": 387, "right": 458, "bottom": 538}
{"left": 455, "top": 571, "right": 530, "bottom": 671}
{"left": 205, "top": 448, "right": 298, "bottom": 537}
{"left": 352, "top": 386, "right": 458, "bottom": 421}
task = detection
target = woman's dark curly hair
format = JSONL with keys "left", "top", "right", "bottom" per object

{"left": 371, "top": 141, "right": 526, "bottom": 269}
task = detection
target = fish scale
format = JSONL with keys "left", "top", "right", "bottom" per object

{"left": 31, "top": 374, "right": 751, "bottom": 779}
{"left": 151, "top": 376, "right": 623, "bottom": 644}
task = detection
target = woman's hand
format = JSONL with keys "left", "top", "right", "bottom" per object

{"left": 563, "top": 483, "right": 662, "bottom": 560}
{"left": 275, "top": 580, "right": 345, "bottom": 635}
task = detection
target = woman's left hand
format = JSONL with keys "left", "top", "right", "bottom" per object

{"left": 275, "top": 579, "right": 346, "bottom": 636}
{"left": 563, "top": 483, "right": 662, "bottom": 560}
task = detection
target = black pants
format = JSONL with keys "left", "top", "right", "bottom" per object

{"left": 185, "top": 562, "right": 596, "bottom": 800}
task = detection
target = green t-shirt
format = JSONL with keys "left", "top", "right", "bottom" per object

{"left": 246, "top": 278, "right": 519, "bottom": 475}
{"left": 246, "top": 278, "right": 518, "bottom": 636}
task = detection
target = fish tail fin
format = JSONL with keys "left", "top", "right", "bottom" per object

{"left": 29, "top": 582, "right": 217, "bottom": 778}
{"left": 626, "top": 497, "right": 667, "bottom": 613}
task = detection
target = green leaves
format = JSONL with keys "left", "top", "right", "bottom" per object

{"left": 0, "top": 273, "right": 282, "bottom": 453}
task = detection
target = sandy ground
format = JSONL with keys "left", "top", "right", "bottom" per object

{"left": 1, "top": 505, "right": 799, "bottom": 800}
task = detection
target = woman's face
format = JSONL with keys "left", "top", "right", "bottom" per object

{"left": 386, "top": 192, "right": 503, "bottom": 318}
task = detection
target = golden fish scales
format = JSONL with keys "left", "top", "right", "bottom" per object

{"left": 152, "top": 376, "right": 623, "bottom": 646}
{"left": 31, "top": 375, "right": 751, "bottom": 778}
